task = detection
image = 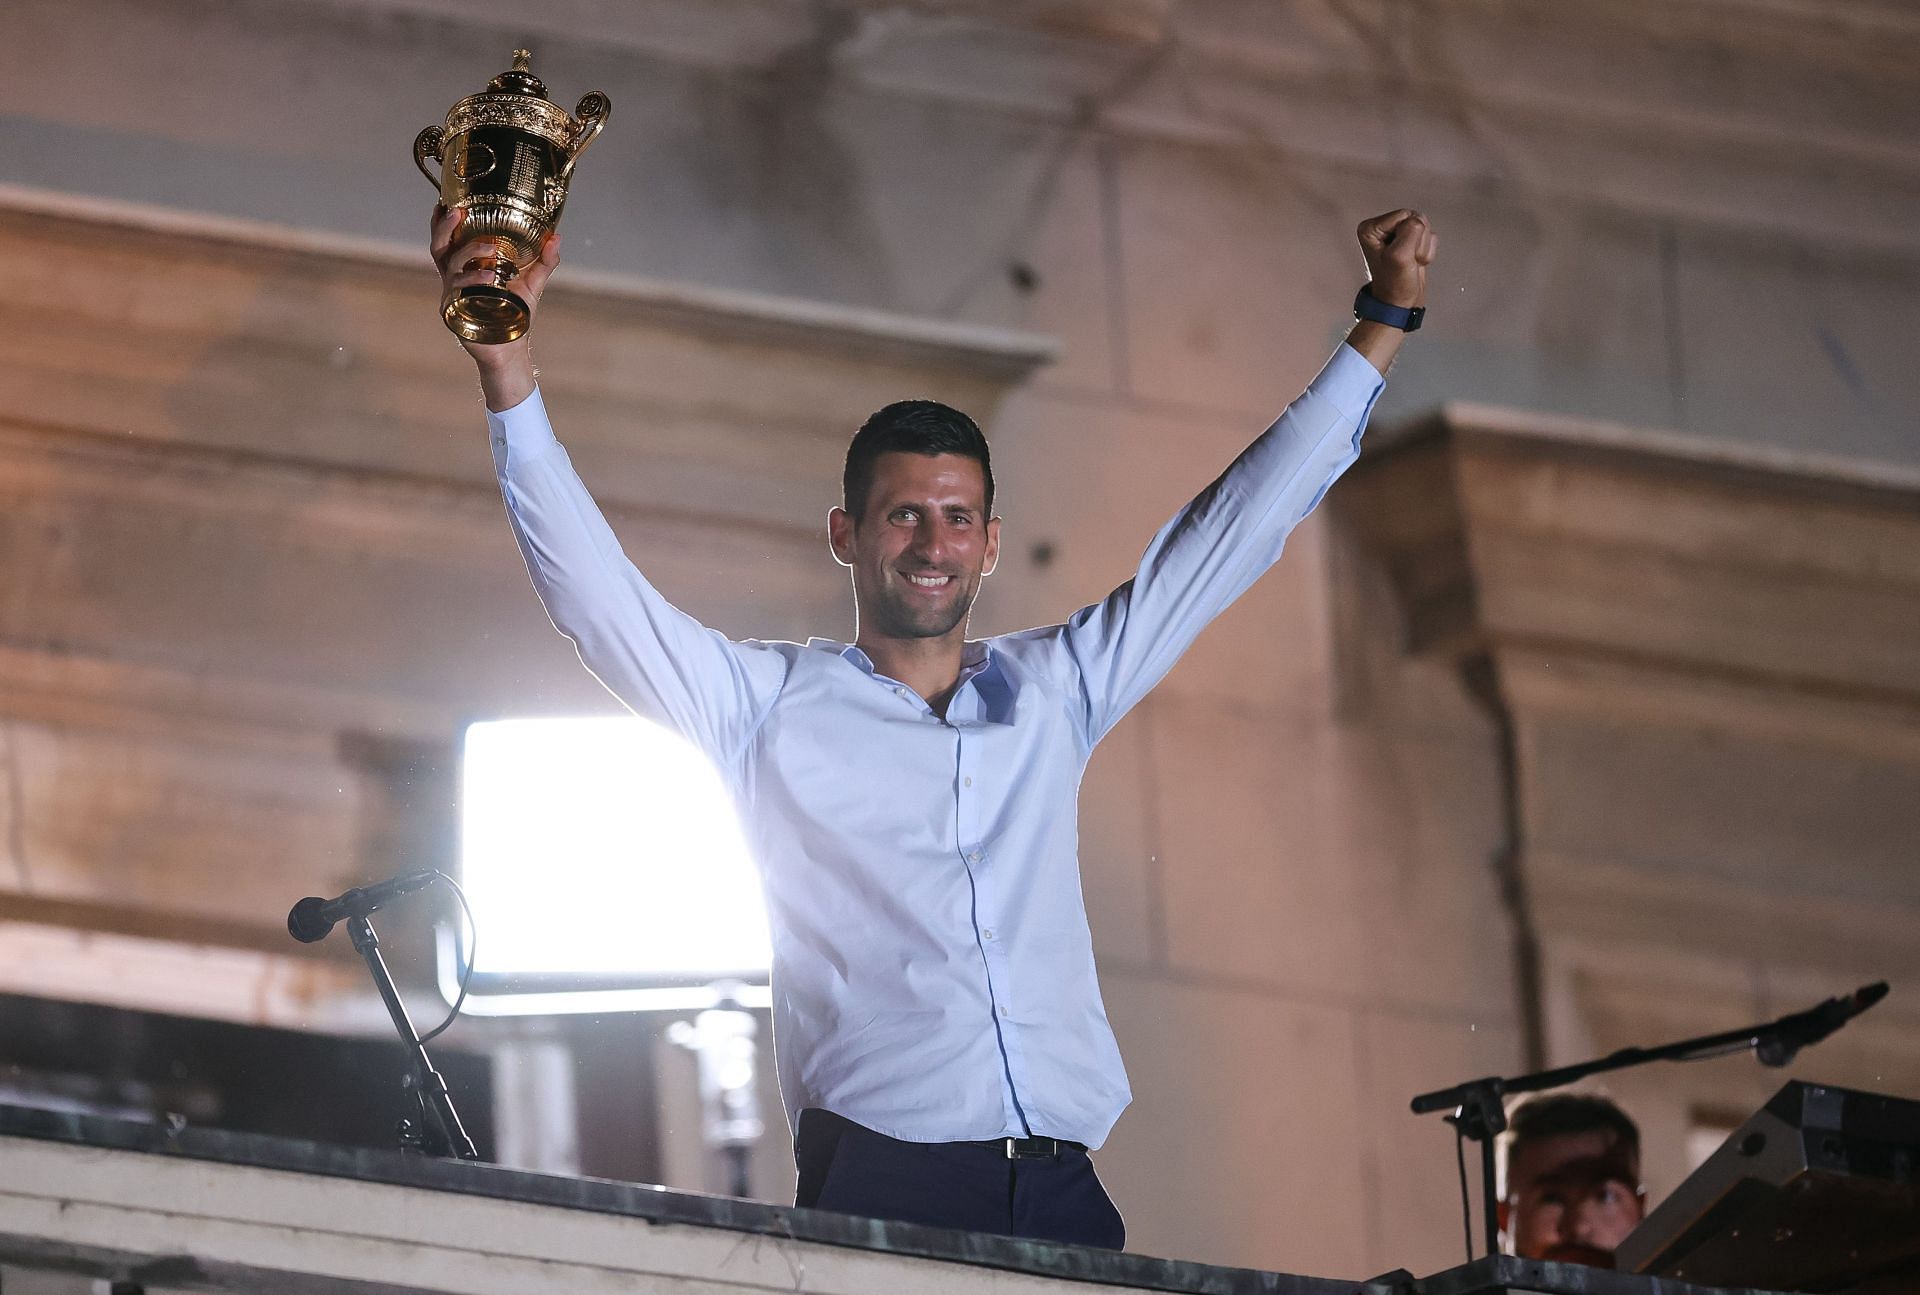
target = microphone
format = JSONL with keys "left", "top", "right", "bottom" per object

{"left": 1755, "top": 981, "right": 1889, "bottom": 1067}
{"left": 287, "top": 870, "right": 440, "bottom": 944}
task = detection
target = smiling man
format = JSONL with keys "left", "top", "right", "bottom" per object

{"left": 433, "top": 205, "right": 1435, "bottom": 1248}
{"left": 830, "top": 405, "right": 1002, "bottom": 699}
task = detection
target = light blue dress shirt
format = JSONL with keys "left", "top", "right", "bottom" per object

{"left": 487, "top": 344, "right": 1384, "bottom": 1149}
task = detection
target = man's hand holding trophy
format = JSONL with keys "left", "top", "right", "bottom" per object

{"left": 417, "top": 50, "right": 609, "bottom": 350}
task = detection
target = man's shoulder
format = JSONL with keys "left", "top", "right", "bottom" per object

{"left": 982, "top": 624, "right": 1078, "bottom": 683}
{"left": 986, "top": 623, "right": 1069, "bottom": 657}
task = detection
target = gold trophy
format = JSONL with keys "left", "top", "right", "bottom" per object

{"left": 414, "top": 50, "right": 610, "bottom": 344}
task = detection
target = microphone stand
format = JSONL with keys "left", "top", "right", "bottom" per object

{"left": 348, "top": 914, "right": 479, "bottom": 1160}
{"left": 1410, "top": 981, "right": 1887, "bottom": 1260}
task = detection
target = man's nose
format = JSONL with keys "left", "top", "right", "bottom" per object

{"left": 909, "top": 519, "right": 950, "bottom": 561}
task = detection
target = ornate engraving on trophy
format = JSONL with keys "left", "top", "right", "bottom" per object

{"left": 413, "top": 50, "right": 610, "bottom": 344}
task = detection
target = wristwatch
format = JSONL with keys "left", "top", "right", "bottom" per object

{"left": 1353, "top": 284, "right": 1425, "bottom": 332}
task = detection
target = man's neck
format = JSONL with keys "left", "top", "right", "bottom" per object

{"left": 856, "top": 633, "right": 969, "bottom": 717}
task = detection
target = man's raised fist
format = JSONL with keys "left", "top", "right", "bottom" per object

{"left": 1357, "top": 209, "right": 1437, "bottom": 309}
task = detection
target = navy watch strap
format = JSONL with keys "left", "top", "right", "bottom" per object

{"left": 1354, "top": 284, "right": 1425, "bottom": 332}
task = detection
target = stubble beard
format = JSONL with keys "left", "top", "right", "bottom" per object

{"left": 868, "top": 576, "right": 975, "bottom": 641}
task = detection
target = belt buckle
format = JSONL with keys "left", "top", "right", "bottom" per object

{"left": 1004, "top": 1136, "right": 1056, "bottom": 1159}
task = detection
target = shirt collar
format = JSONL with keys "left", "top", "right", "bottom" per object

{"left": 806, "top": 638, "right": 1011, "bottom": 723}
{"left": 808, "top": 638, "right": 991, "bottom": 672}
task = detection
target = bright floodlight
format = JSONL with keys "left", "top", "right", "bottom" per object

{"left": 456, "top": 717, "right": 771, "bottom": 994}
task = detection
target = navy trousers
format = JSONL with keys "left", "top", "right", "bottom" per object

{"left": 793, "top": 1109, "right": 1126, "bottom": 1250}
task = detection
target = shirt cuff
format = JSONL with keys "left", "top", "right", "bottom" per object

{"left": 485, "top": 386, "right": 560, "bottom": 470}
{"left": 1309, "top": 343, "right": 1387, "bottom": 426}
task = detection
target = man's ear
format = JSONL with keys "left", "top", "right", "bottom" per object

{"left": 982, "top": 516, "right": 1002, "bottom": 576}
{"left": 827, "top": 505, "right": 854, "bottom": 568}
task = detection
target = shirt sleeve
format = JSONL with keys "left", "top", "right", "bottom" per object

{"left": 488, "top": 388, "right": 786, "bottom": 765}
{"left": 1058, "top": 342, "right": 1384, "bottom": 747}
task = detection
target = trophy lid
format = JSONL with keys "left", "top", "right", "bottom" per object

{"left": 437, "top": 49, "right": 606, "bottom": 153}
{"left": 485, "top": 49, "right": 550, "bottom": 101}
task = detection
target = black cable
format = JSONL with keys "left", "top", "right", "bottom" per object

{"left": 417, "top": 870, "right": 476, "bottom": 1046}
{"left": 1455, "top": 1120, "right": 1474, "bottom": 1264}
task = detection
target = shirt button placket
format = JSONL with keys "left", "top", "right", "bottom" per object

{"left": 956, "top": 730, "right": 1004, "bottom": 1010}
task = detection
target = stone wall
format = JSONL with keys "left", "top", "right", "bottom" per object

{"left": 1333, "top": 403, "right": 1920, "bottom": 1209}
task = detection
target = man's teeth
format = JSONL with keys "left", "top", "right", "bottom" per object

{"left": 905, "top": 573, "right": 952, "bottom": 587}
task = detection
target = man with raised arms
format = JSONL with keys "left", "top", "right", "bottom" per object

{"left": 431, "top": 204, "right": 1436, "bottom": 1249}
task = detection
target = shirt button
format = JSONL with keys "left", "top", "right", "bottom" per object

{"left": 982, "top": 929, "right": 995, "bottom": 941}
{"left": 967, "top": 850, "right": 981, "bottom": 863}
{"left": 999, "top": 1005, "right": 1010, "bottom": 1017}
{"left": 964, "top": 776, "right": 973, "bottom": 787}
{"left": 893, "top": 687, "right": 907, "bottom": 699}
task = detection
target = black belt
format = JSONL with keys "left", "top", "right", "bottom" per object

{"left": 797, "top": 1109, "right": 1086, "bottom": 1165}
{"left": 955, "top": 1134, "right": 1087, "bottom": 1159}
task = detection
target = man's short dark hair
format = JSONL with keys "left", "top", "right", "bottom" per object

{"left": 1504, "top": 1093, "right": 1641, "bottom": 1181}
{"left": 843, "top": 400, "right": 994, "bottom": 519}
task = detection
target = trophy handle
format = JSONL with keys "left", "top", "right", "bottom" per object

{"left": 557, "top": 92, "right": 611, "bottom": 185}
{"left": 413, "top": 126, "right": 446, "bottom": 191}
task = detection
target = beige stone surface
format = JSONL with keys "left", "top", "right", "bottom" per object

{"left": 1411, "top": 1, "right": 1920, "bottom": 151}
{"left": 0, "top": 716, "right": 358, "bottom": 933}
{"left": 794, "top": 91, "right": 1123, "bottom": 397}
{"left": 1671, "top": 232, "right": 1920, "bottom": 461}
{"left": 1352, "top": 1006, "right": 1522, "bottom": 1275}
{"left": 1331, "top": 726, "right": 1514, "bottom": 1019}
{"left": 0, "top": 919, "right": 374, "bottom": 1032}
{"left": 1112, "top": 138, "right": 1360, "bottom": 417}
{"left": 1523, "top": 710, "right": 1920, "bottom": 910}
{"left": 980, "top": 382, "right": 1336, "bottom": 715}
{"left": 1374, "top": 201, "right": 1678, "bottom": 431}
{"left": 1146, "top": 699, "right": 1362, "bottom": 1000}
{"left": 1097, "top": 970, "right": 1369, "bottom": 1277}
{"left": 1145, "top": 694, "right": 1510, "bottom": 1019}
{"left": 1463, "top": 483, "right": 1920, "bottom": 697}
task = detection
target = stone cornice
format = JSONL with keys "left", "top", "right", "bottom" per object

{"left": 1334, "top": 402, "right": 1920, "bottom": 699}
{"left": 0, "top": 184, "right": 1057, "bottom": 384}
{"left": 0, "top": 186, "right": 1051, "bottom": 541}
{"left": 1335, "top": 401, "right": 1920, "bottom": 1011}
{"left": 1390, "top": 401, "right": 1920, "bottom": 502}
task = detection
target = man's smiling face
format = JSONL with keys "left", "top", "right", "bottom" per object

{"left": 829, "top": 451, "right": 1000, "bottom": 644}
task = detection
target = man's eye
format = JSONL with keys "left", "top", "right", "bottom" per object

{"left": 891, "top": 509, "right": 917, "bottom": 523}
